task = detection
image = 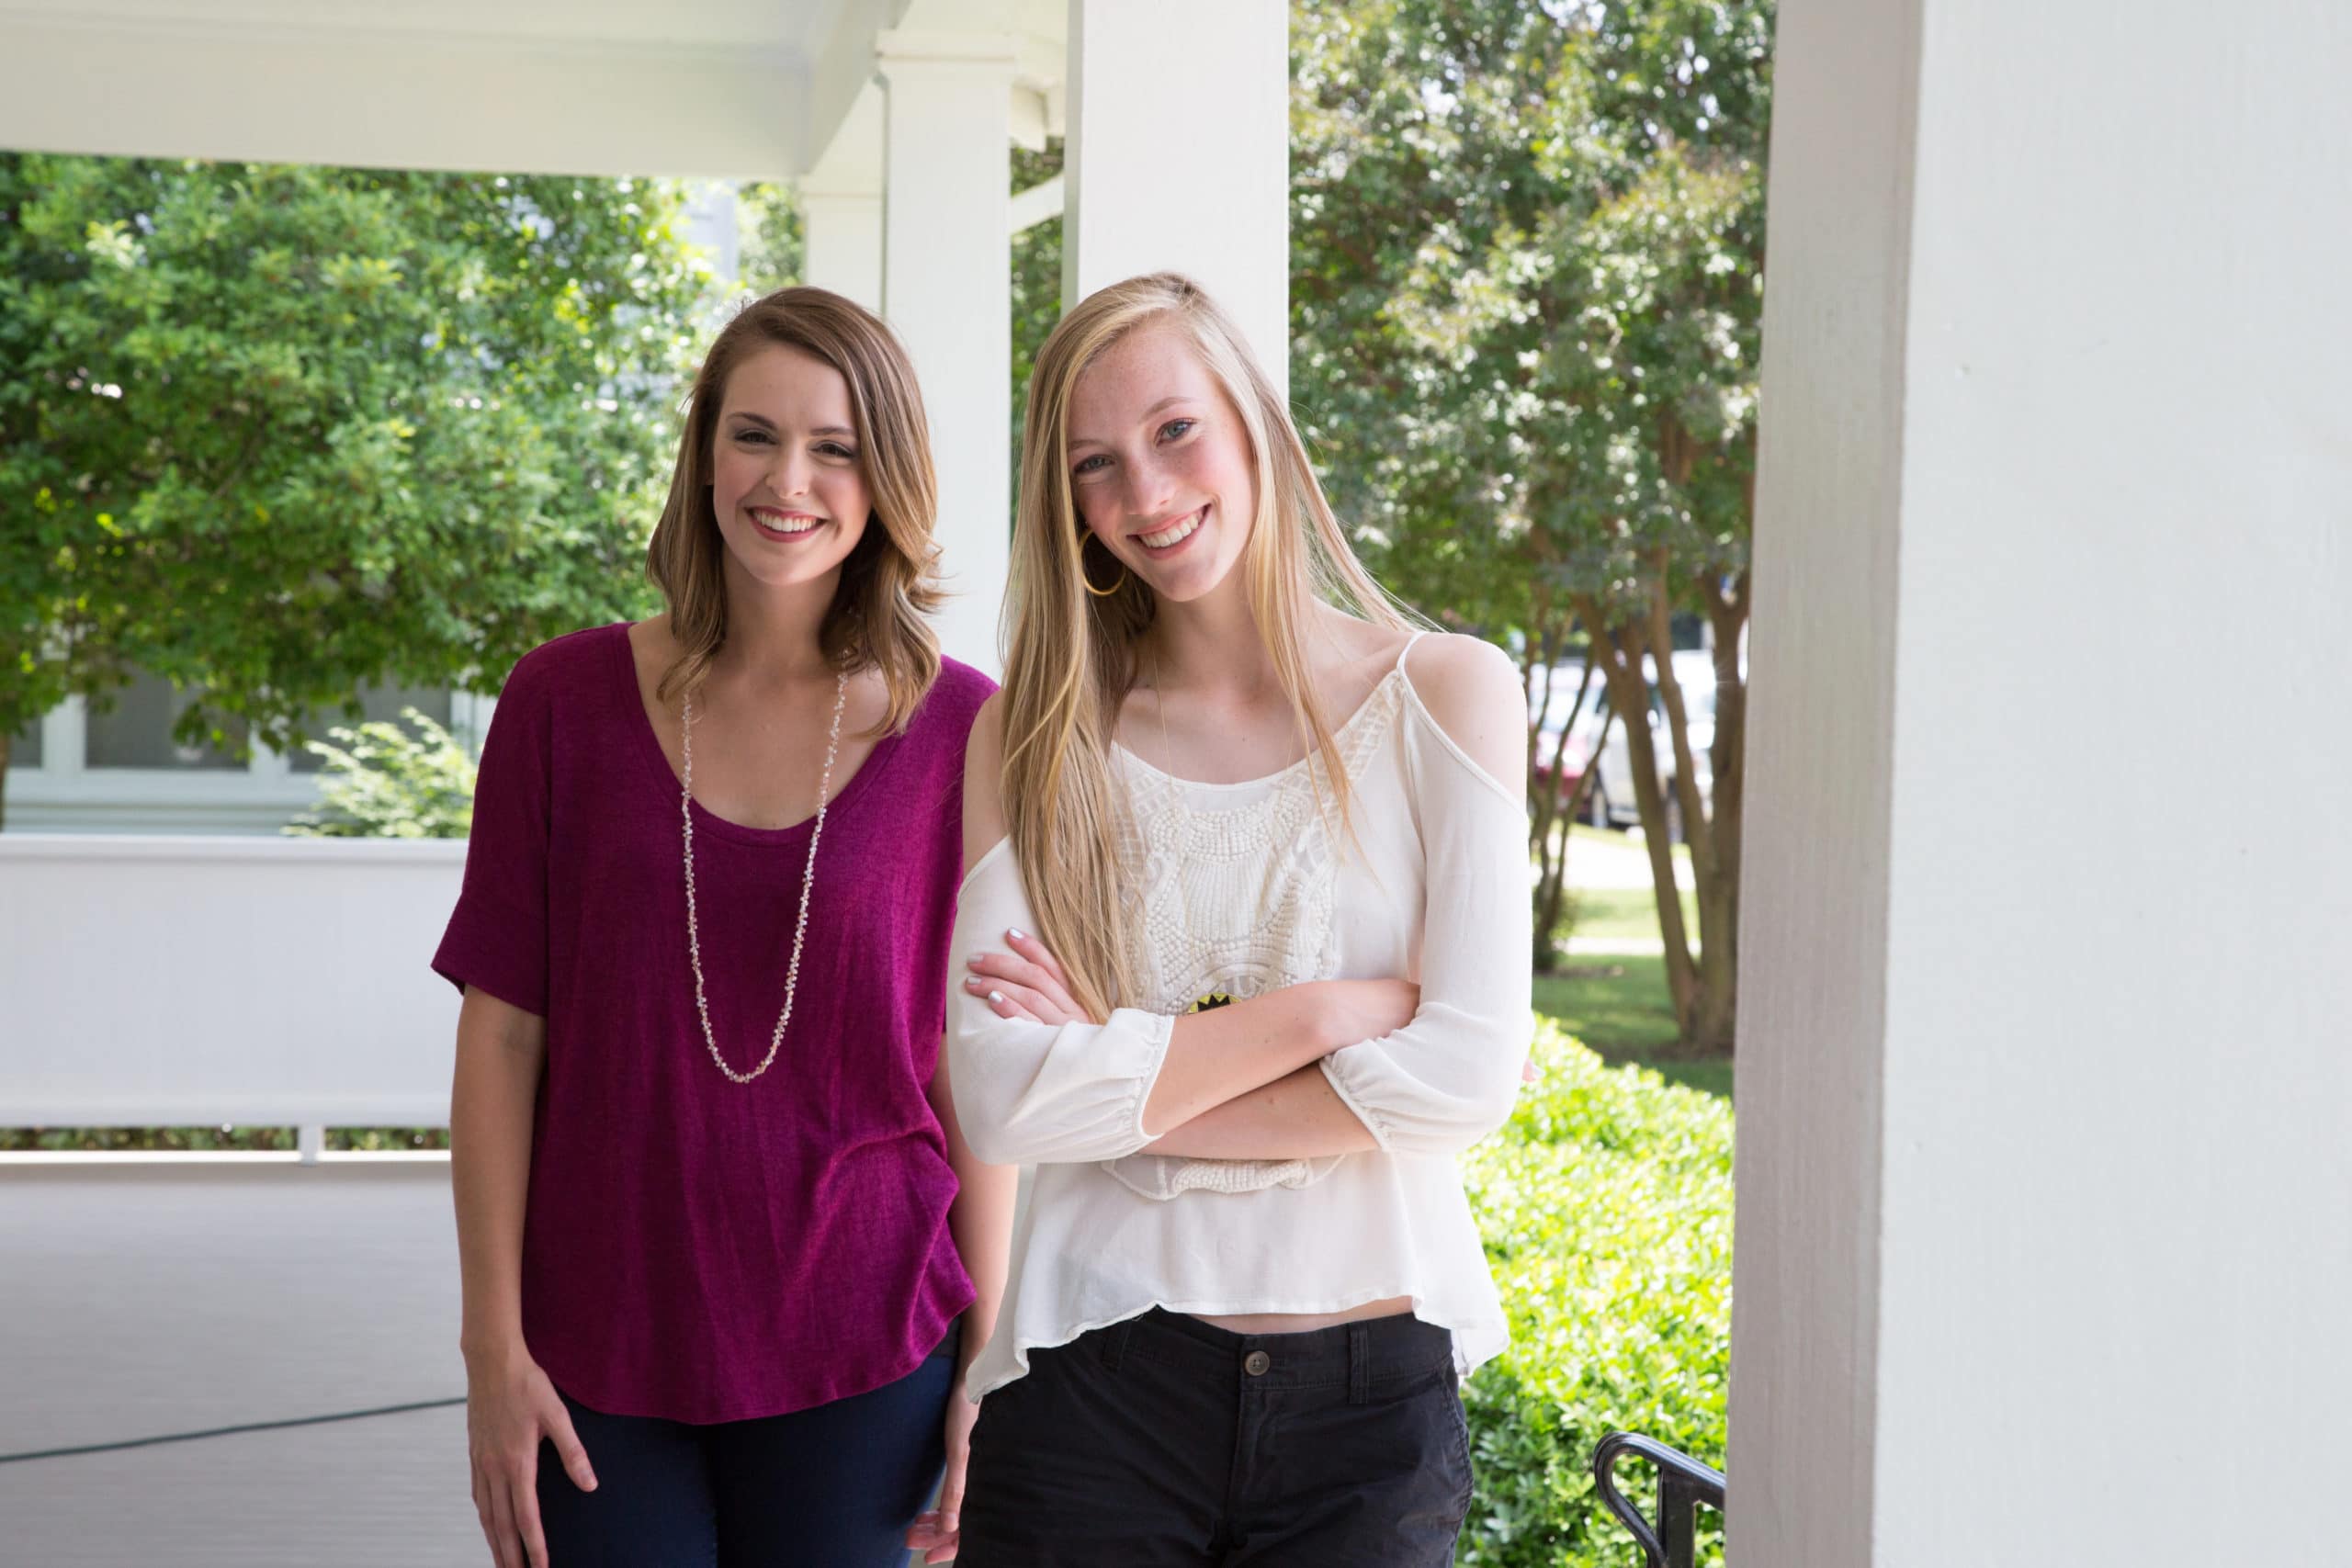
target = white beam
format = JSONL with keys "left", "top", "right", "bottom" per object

{"left": 876, "top": 32, "right": 1015, "bottom": 676}
{"left": 1062, "top": 0, "right": 1288, "bottom": 390}
{"left": 1734, "top": 1, "right": 2352, "bottom": 1563}
{"left": 1009, "top": 175, "right": 1066, "bottom": 235}
{"left": 0, "top": 11, "right": 802, "bottom": 179}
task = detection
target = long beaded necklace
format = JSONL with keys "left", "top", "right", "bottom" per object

{"left": 680, "top": 670, "right": 848, "bottom": 1084}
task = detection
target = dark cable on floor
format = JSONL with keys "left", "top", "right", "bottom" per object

{"left": 0, "top": 1396, "right": 468, "bottom": 1465}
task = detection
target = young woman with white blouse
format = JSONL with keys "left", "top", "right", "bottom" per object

{"left": 941, "top": 273, "right": 1534, "bottom": 1566}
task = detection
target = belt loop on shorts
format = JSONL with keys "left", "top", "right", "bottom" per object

{"left": 1347, "top": 1322, "right": 1372, "bottom": 1406}
{"left": 1099, "top": 1315, "right": 1136, "bottom": 1373}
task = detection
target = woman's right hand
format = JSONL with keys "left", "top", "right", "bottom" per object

{"left": 1317, "top": 977, "right": 1421, "bottom": 1047}
{"left": 467, "top": 1345, "right": 596, "bottom": 1568}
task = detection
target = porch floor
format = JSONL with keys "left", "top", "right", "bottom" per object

{"left": 1, "top": 1157, "right": 477, "bottom": 1564}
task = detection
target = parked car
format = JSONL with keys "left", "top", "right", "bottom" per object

{"left": 1528, "top": 646, "right": 1744, "bottom": 842}
{"left": 1588, "top": 650, "right": 1723, "bottom": 840}
{"left": 1529, "top": 662, "right": 1610, "bottom": 809}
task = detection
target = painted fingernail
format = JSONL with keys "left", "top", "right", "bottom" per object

{"left": 989, "top": 991, "right": 1005, "bottom": 1005}
{"left": 1007, "top": 927, "right": 1027, "bottom": 942}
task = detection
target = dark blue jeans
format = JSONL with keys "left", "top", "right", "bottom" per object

{"left": 537, "top": 1334, "right": 958, "bottom": 1567}
{"left": 956, "top": 1308, "right": 1473, "bottom": 1567}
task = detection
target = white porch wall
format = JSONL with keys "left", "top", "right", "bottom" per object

{"left": 0, "top": 838, "right": 462, "bottom": 1126}
{"left": 1733, "top": 2, "right": 2352, "bottom": 1563}
{"left": 1062, "top": 0, "right": 1290, "bottom": 389}
{"left": 878, "top": 33, "right": 1017, "bottom": 676}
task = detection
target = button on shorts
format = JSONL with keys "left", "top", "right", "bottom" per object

{"left": 957, "top": 1307, "right": 1473, "bottom": 1567}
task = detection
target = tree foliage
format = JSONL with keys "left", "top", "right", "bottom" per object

{"left": 0, "top": 154, "right": 710, "bottom": 823}
{"left": 285, "top": 707, "right": 476, "bottom": 840}
{"left": 1293, "top": 0, "right": 1771, "bottom": 1047}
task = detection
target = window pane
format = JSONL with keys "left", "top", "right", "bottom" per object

{"left": 6, "top": 715, "right": 40, "bottom": 769}
{"left": 85, "top": 674, "right": 248, "bottom": 770}
{"left": 289, "top": 686, "right": 455, "bottom": 773}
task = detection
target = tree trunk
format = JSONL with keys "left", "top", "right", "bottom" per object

{"left": 1576, "top": 573, "right": 1748, "bottom": 1056}
{"left": 1522, "top": 606, "right": 1599, "bottom": 971}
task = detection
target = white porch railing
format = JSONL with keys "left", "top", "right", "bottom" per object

{"left": 0, "top": 835, "right": 465, "bottom": 1150}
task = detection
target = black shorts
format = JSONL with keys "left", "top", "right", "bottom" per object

{"left": 957, "top": 1307, "right": 1473, "bottom": 1567}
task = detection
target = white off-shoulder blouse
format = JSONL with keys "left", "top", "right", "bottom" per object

{"left": 947, "top": 633, "right": 1534, "bottom": 1401}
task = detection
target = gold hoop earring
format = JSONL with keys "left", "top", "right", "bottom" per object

{"left": 1080, "top": 532, "right": 1127, "bottom": 599}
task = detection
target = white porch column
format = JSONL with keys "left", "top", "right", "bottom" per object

{"left": 802, "top": 85, "right": 886, "bottom": 312}
{"left": 801, "top": 192, "right": 883, "bottom": 311}
{"left": 1732, "top": 2, "right": 2352, "bottom": 1565}
{"left": 1062, "top": 0, "right": 1289, "bottom": 390}
{"left": 876, "top": 32, "right": 1014, "bottom": 676}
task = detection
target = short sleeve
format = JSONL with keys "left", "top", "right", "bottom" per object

{"left": 430, "top": 649, "right": 556, "bottom": 1016}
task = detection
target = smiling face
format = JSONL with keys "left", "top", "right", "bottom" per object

{"left": 1065, "top": 320, "right": 1260, "bottom": 605}
{"left": 707, "top": 341, "right": 871, "bottom": 596}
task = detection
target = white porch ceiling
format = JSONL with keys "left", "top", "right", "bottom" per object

{"left": 0, "top": 0, "right": 1063, "bottom": 180}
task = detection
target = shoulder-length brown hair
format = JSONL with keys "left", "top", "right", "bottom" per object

{"left": 646, "top": 286, "right": 943, "bottom": 733}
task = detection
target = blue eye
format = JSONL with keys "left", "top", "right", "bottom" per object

{"left": 1159, "top": 418, "right": 1195, "bottom": 441}
{"left": 1073, "top": 454, "right": 1110, "bottom": 477}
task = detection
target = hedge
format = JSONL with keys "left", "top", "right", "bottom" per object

{"left": 1459, "top": 1021, "right": 1734, "bottom": 1567}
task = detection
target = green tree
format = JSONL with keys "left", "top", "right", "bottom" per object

{"left": 735, "top": 179, "right": 806, "bottom": 295}
{"left": 285, "top": 707, "right": 477, "bottom": 840}
{"left": 1293, "top": 0, "right": 1770, "bottom": 1049}
{"left": 0, "top": 154, "right": 711, "bottom": 827}
{"left": 1010, "top": 139, "right": 1067, "bottom": 515}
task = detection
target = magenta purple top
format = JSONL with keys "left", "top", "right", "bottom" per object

{"left": 432, "top": 622, "right": 993, "bottom": 1423}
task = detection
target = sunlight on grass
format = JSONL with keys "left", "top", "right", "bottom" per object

{"left": 1532, "top": 955, "right": 1733, "bottom": 1100}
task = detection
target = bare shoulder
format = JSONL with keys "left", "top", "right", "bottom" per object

{"left": 1399, "top": 631, "right": 1521, "bottom": 714}
{"left": 964, "top": 687, "right": 1008, "bottom": 774}
{"left": 960, "top": 689, "right": 1011, "bottom": 873}
{"left": 1398, "top": 633, "right": 1526, "bottom": 796}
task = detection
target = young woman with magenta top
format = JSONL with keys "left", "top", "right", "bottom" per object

{"left": 944, "top": 273, "right": 1534, "bottom": 1565}
{"left": 434, "top": 288, "right": 1009, "bottom": 1568}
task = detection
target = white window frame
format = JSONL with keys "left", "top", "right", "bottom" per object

{"left": 5, "top": 690, "right": 491, "bottom": 835}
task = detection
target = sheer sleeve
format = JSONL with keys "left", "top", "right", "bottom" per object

{"left": 944, "top": 839, "right": 1176, "bottom": 1167}
{"left": 1317, "top": 687, "right": 1534, "bottom": 1156}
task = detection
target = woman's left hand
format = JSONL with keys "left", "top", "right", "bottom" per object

{"left": 905, "top": 1374, "right": 980, "bottom": 1563}
{"left": 963, "top": 928, "right": 1084, "bottom": 1026}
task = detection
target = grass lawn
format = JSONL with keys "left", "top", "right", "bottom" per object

{"left": 1533, "top": 955, "right": 1736, "bottom": 1101}
{"left": 1567, "top": 822, "right": 1692, "bottom": 859}
{"left": 1569, "top": 885, "right": 1702, "bottom": 943}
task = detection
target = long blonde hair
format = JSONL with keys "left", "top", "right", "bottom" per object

{"left": 1003, "top": 273, "right": 1410, "bottom": 1021}
{"left": 646, "top": 287, "right": 944, "bottom": 732}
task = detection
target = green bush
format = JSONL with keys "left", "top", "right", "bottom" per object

{"left": 285, "top": 707, "right": 475, "bottom": 840}
{"left": 1460, "top": 1021, "right": 1733, "bottom": 1567}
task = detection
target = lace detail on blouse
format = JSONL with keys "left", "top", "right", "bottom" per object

{"left": 1097, "top": 672, "right": 1408, "bottom": 1201}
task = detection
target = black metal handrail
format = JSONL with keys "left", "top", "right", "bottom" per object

{"left": 1592, "top": 1431, "right": 1726, "bottom": 1568}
